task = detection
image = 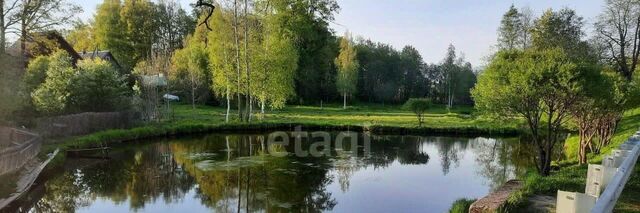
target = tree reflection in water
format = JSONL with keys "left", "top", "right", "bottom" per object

{"left": 8, "top": 133, "right": 532, "bottom": 212}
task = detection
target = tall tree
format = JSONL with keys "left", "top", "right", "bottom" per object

{"left": 270, "top": 0, "right": 339, "bottom": 104}
{"left": 595, "top": 0, "right": 640, "bottom": 80}
{"left": 66, "top": 20, "right": 95, "bottom": 53}
{"left": 442, "top": 44, "right": 458, "bottom": 109}
{"left": 1, "top": 0, "right": 20, "bottom": 54}
{"left": 530, "top": 8, "right": 593, "bottom": 62}
{"left": 400, "top": 45, "right": 425, "bottom": 100}
{"left": 519, "top": 6, "right": 534, "bottom": 49}
{"left": 94, "top": 0, "right": 129, "bottom": 68}
{"left": 335, "top": 32, "right": 358, "bottom": 109}
{"left": 208, "top": 5, "right": 238, "bottom": 122}
{"left": 171, "top": 35, "right": 208, "bottom": 109}
{"left": 153, "top": 0, "right": 195, "bottom": 53}
{"left": 120, "top": 0, "right": 156, "bottom": 69}
{"left": 16, "top": 0, "right": 81, "bottom": 55}
{"left": 497, "top": 5, "right": 522, "bottom": 50}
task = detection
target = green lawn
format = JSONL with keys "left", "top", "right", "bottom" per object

{"left": 170, "top": 103, "right": 520, "bottom": 132}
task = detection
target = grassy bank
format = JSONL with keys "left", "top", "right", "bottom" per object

{"left": 505, "top": 107, "right": 640, "bottom": 212}
{"left": 46, "top": 103, "right": 521, "bottom": 151}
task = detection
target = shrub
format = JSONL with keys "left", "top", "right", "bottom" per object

{"left": 403, "top": 98, "right": 432, "bottom": 126}
{"left": 448, "top": 198, "right": 476, "bottom": 213}
{"left": 30, "top": 51, "right": 130, "bottom": 115}
{"left": 67, "top": 59, "right": 130, "bottom": 112}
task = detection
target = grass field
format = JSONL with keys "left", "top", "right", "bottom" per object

{"left": 171, "top": 103, "right": 520, "bottom": 132}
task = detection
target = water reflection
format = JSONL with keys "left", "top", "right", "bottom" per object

{"left": 5, "top": 133, "right": 532, "bottom": 213}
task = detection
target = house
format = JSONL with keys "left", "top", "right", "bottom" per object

{"left": 79, "top": 50, "right": 122, "bottom": 71}
{"left": 7, "top": 31, "right": 122, "bottom": 71}
{"left": 7, "top": 31, "right": 82, "bottom": 66}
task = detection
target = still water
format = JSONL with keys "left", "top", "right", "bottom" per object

{"left": 6, "top": 132, "right": 532, "bottom": 213}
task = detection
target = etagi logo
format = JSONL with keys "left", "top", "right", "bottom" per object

{"left": 266, "top": 126, "right": 371, "bottom": 158}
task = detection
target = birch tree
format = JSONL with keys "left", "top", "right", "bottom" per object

{"left": 335, "top": 32, "right": 358, "bottom": 109}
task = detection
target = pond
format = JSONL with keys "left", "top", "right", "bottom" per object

{"left": 6, "top": 131, "right": 533, "bottom": 213}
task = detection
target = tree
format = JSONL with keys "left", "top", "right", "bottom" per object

{"left": 519, "top": 6, "right": 534, "bottom": 49}
{"left": 171, "top": 35, "right": 208, "bottom": 109}
{"left": 120, "top": 0, "right": 156, "bottom": 69}
{"left": 30, "top": 51, "right": 74, "bottom": 115}
{"left": 66, "top": 20, "right": 96, "bottom": 53}
{"left": 403, "top": 98, "right": 431, "bottom": 127}
{"left": 335, "top": 32, "right": 358, "bottom": 109}
{"left": 0, "top": 0, "right": 20, "bottom": 54}
{"left": 442, "top": 44, "right": 459, "bottom": 109}
{"left": 251, "top": 5, "right": 298, "bottom": 117}
{"left": 569, "top": 65, "right": 609, "bottom": 164}
{"left": 153, "top": 0, "right": 195, "bottom": 53}
{"left": 270, "top": 0, "right": 339, "bottom": 104}
{"left": 208, "top": 5, "right": 238, "bottom": 122}
{"left": 594, "top": 0, "right": 640, "bottom": 80}
{"left": 95, "top": 0, "right": 130, "bottom": 69}
{"left": 497, "top": 5, "right": 522, "bottom": 50}
{"left": 23, "top": 54, "right": 49, "bottom": 94}
{"left": 15, "top": 0, "right": 81, "bottom": 55}
{"left": 400, "top": 45, "right": 425, "bottom": 100}
{"left": 472, "top": 48, "right": 587, "bottom": 176}
{"left": 530, "top": 8, "right": 594, "bottom": 62}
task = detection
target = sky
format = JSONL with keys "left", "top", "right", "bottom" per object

{"left": 71, "top": 0, "right": 605, "bottom": 66}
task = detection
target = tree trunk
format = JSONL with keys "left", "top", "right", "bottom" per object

{"left": 20, "top": 8, "right": 26, "bottom": 58}
{"left": 243, "top": 0, "right": 251, "bottom": 123}
{"left": 260, "top": 100, "right": 265, "bottom": 120}
{"left": 233, "top": 0, "right": 242, "bottom": 121}
{"left": 343, "top": 92, "right": 346, "bottom": 109}
{"left": 191, "top": 80, "right": 196, "bottom": 110}
{"left": 0, "top": 0, "right": 5, "bottom": 55}
{"left": 226, "top": 87, "right": 231, "bottom": 122}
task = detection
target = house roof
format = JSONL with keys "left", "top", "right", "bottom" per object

{"left": 8, "top": 31, "right": 121, "bottom": 70}
{"left": 79, "top": 50, "right": 122, "bottom": 69}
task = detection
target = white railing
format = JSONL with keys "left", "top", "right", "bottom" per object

{"left": 556, "top": 130, "right": 640, "bottom": 213}
{"left": 591, "top": 133, "right": 640, "bottom": 213}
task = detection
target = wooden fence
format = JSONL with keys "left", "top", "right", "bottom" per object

{"left": 0, "top": 127, "right": 41, "bottom": 176}
{"left": 35, "top": 111, "right": 139, "bottom": 138}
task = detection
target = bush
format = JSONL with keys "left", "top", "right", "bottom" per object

{"left": 30, "top": 51, "right": 130, "bottom": 115}
{"left": 67, "top": 59, "right": 130, "bottom": 112}
{"left": 448, "top": 198, "right": 476, "bottom": 213}
{"left": 403, "top": 98, "right": 432, "bottom": 126}
{"left": 31, "top": 51, "right": 75, "bottom": 115}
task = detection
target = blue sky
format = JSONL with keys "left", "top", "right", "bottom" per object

{"left": 71, "top": 0, "right": 604, "bottom": 66}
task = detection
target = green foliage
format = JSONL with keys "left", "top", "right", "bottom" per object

{"left": 29, "top": 51, "right": 130, "bottom": 115}
{"left": 269, "top": 0, "right": 340, "bottom": 103}
{"left": 335, "top": 32, "right": 359, "bottom": 97}
{"left": 448, "top": 198, "right": 476, "bottom": 213}
{"left": 403, "top": 98, "right": 432, "bottom": 126}
{"left": 498, "top": 5, "right": 522, "bottom": 50}
{"left": 120, "top": 0, "right": 155, "bottom": 65}
{"left": 94, "top": 0, "right": 130, "bottom": 69}
{"left": 67, "top": 59, "right": 130, "bottom": 112}
{"left": 66, "top": 21, "right": 95, "bottom": 52}
{"left": 530, "top": 8, "right": 594, "bottom": 62}
{"left": 171, "top": 34, "right": 210, "bottom": 107}
{"left": 23, "top": 55, "right": 51, "bottom": 95}
{"left": 31, "top": 51, "right": 75, "bottom": 115}
{"left": 472, "top": 48, "right": 591, "bottom": 175}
